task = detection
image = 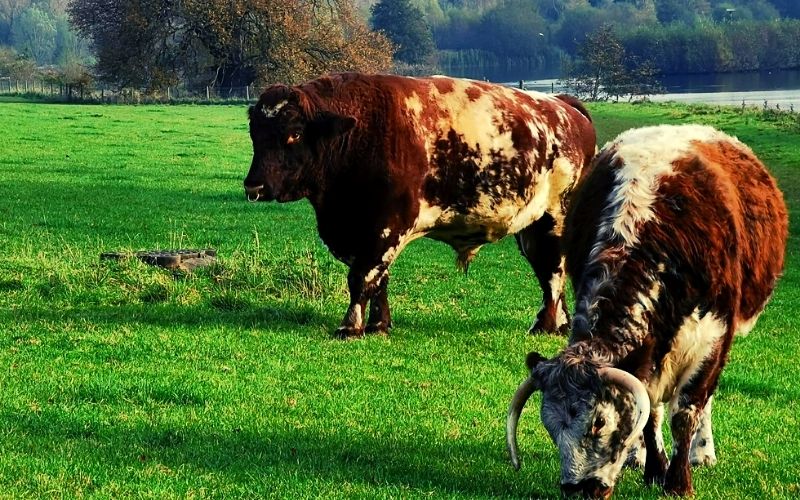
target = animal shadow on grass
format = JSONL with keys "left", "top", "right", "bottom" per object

{"left": 2, "top": 407, "right": 555, "bottom": 498}
{"left": 718, "top": 376, "right": 798, "bottom": 401}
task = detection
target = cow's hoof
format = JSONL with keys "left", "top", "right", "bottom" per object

{"left": 690, "top": 454, "right": 717, "bottom": 467}
{"left": 334, "top": 326, "right": 365, "bottom": 340}
{"left": 528, "top": 319, "right": 570, "bottom": 336}
{"left": 644, "top": 463, "right": 666, "bottom": 487}
{"left": 663, "top": 482, "right": 694, "bottom": 497}
{"left": 663, "top": 469, "right": 693, "bottom": 497}
{"left": 365, "top": 321, "right": 392, "bottom": 335}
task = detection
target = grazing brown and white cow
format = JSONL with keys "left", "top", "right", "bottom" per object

{"left": 243, "top": 73, "right": 596, "bottom": 338}
{"left": 506, "top": 125, "right": 788, "bottom": 498}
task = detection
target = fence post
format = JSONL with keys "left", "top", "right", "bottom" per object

{"left": 246, "top": 85, "right": 249, "bottom": 101}
{"left": 167, "top": 86, "right": 171, "bottom": 101}
{"left": 206, "top": 86, "right": 210, "bottom": 100}
{"left": 25, "top": 80, "right": 28, "bottom": 92}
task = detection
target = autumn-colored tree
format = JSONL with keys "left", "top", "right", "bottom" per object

{"left": 68, "top": 0, "right": 394, "bottom": 90}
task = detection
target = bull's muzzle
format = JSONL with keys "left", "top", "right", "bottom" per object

{"left": 244, "top": 184, "right": 264, "bottom": 202}
{"left": 561, "top": 479, "right": 613, "bottom": 499}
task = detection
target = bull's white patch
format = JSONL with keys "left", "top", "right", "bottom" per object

{"left": 345, "top": 303, "right": 363, "bottom": 327}
{"left": 601, "top": 124, "right": 732, "bottom": 248}
{"left": 647, "top": 308, "right": 727, "bottom": 405}
{"left": 262, "top": 100, "right": 288, "bottom": 118}
{"left": 431, "top": 79, "right": 519, "bottom": 166}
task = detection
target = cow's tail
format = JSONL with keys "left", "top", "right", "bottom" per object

{"left": 555, "top": 94, "right": 592, "bottom": 123}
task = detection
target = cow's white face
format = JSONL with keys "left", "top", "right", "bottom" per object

{"left": 507, "top": 353, "right": 650, "bottom": 499}
{"left": 244, "top": 86, "right": 355, "bottom": 203}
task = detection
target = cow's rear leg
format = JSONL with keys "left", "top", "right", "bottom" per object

{"left": 515, "top": 213, "right": 569, "bottom": 335}
{"left": 365, "top": 274, "right": 392, "bottom": 334}
{"left": 335, "top": 263, "right": 388, "bottom": 339}
{"left": 690, "top": 396, "right": 717, "bottom": 467}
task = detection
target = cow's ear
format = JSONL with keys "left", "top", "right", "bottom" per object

{"left": 309, "top": 111, "right": 357, "bottom": 138}
{"left": 617, "top": 336, "right": 654, "bottom": 381}
{"left": 526, "top": 351, "right": 547, "bottom": 370}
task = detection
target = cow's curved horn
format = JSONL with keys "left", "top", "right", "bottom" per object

{"left": 506, "top": 376, "right": 539, "bottom": 471}
{"left": 598, "top": 367, "right": 650, "bottom": 444}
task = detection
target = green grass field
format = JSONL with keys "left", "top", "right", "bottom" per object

{"left": 0, "top": 99, "right": 797, "bottom": 498}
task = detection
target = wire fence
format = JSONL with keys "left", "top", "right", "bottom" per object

{"left": 0, "top": 77, "right": 259, "bottom": 103}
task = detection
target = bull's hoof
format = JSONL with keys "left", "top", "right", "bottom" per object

{"left": 334, "top": 326, "right": 365, "bottom": 340}
{"left": 664, "top": 481, "right": 694, "bottom": 497}
{"left": 644, "top": 460, "right": 667, "bottom": 487}
{"left": 663, "top": 468, "right": 693, "bottom": 497}
{"left": 528, "top": 319, "right": 570, "bottom": 336}
{"left": 690, "top": 454, "right": 717, "bottom": 467}
{"left": 365, "top": 321, "right": 392, "bottom": 335}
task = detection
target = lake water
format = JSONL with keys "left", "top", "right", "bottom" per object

{"left": 504, "top": 69, "right": 800, "bottom": 108}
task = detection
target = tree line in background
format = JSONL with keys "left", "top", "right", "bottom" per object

{"left": 2, "top": 0, "right": 800, "bottom": 99}
{"left": 0, "top": 0, "right": 92, "bottom": 88}
{"left": 419, "top": 0, "right": 800, "bottom": 78}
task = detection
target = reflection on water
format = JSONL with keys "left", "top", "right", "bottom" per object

{"left": 659, "top": 70, "right": 800, "bottom": 93}
{"left": 448, "top": 65, "right": 800, "bottom": 95}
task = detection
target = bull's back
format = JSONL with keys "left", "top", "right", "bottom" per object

{"left": 689, "top": 140, "right": 788, "bottom": 327}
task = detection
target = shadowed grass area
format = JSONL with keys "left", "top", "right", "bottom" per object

{"left": 0, "top": 100, "right": 798, "bottom": 498}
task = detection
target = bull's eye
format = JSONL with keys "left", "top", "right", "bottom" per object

{"left": 592, "top": 415, "right": 606, "bottom": 434}
{"left": 287, "top": 131, "right": 302, "bottom": 145}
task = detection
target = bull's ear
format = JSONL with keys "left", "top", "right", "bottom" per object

{"left": 526, "top": 351, "right": 547, "bottom": 371}
{"left": 309, "top": 111, "right": 357, "bottom": 138}
{"left": 617, "top": 336, "right": 655, "bottom": 381}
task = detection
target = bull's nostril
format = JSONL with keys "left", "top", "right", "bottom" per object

{"left": 244, "top": 185, "right": 264, "bottom": 202}
{"left": 561, "top": 479, "right": 612, "bottom": 499}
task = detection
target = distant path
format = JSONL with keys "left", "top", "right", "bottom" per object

{"left": 649, "top": 89, "right": 800, "bottom": 109}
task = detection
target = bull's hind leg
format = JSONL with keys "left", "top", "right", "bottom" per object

{"left": 515, "top": 213, "right": 570, "bottom": 335}
{"left": 690, "top": 396, "right": 717, "bottom": 466}
{"left": 365, "top": 274, "right": 392, "bottom": 334}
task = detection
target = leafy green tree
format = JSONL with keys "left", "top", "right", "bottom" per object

{"left": 563, "top": 24, "right": 661, "bottom": 101}
{"left": 655, "top": 0, "right": 711, "bottom": 24}
{"left": 371, "top": 0, "right": 435, "bottom": 64}
{"left": 11, "top": 4, "right": 56, "bottom": 63}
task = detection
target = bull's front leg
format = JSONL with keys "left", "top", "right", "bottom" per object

{"left": 664, "top": 403, "right": 703, "bottom": 496}
{"left": 365, "top": 274, "right": 392, "bottom": 334}
{"left": 643, "top": 404, "right": 668, "bottom": 486}
{"left": 335, "top": 262, "right": 389, "bottom": 339}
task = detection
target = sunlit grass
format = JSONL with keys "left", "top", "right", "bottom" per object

{"left": 0, "top": 100, "right": 797, "bottom": 498}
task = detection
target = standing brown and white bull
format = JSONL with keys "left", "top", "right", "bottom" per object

{"left": 243, "top": 73, "right": 596, "bottom": 338}
{"left": 506, "top": 125, "right": 788, "bottom": 498}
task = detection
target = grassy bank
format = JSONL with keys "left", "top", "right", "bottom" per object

{"left": 0, "top": 101, "right": 797, "bottom": 498}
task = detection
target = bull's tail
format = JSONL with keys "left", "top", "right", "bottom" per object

{"left": 555, "top": 94, "right": 592, "bottom": 123}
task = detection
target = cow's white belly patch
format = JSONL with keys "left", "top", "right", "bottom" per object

{"left": 647, "top": 308, "right": 727, "bottom": 405}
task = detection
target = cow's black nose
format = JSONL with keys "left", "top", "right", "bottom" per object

{"left": 561, "top": 478, "right": 613, "bottom": 499}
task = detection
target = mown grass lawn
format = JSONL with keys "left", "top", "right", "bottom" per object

{"left": 0, "top": 99, "right": 798, "bottom": 498}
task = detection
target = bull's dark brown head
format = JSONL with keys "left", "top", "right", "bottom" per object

{"left": 244, "top": 84, "right": 356, "bottom": 203}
